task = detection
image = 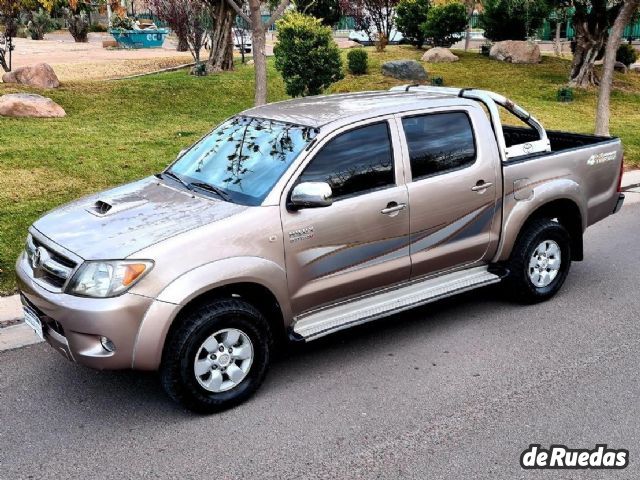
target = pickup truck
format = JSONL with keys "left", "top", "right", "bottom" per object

{"left": 16, "top": 86, "right": 625, "bottom": 412}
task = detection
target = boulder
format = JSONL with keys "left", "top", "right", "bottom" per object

{"left": 382, "top": 60, "right": 427, "bottom": 81}
{"left": 630, "top": 64, "right": 640, "bottom": 74}
{"left": 345, "top": 40, "right": 362, "bottom": 49}
{"left": 489, "top": 41, "right": 541, "bottom": 64}
{"left": 0, "top": 94, "right": 66, "bottom": 118}
{"left": 614, "top": 61, "right": 628, "bottom": 73}
{"left": 2, "top": 63, "right": 60, "bottom": 89}
{"left": 422, "top": 47, "right": 459, "bottom": 63}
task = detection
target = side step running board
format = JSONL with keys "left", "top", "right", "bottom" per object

{"left": 292, "top": 266, "right": 501, "bottom": 341}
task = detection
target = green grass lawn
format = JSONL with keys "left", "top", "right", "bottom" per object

{"left": 1, "top": 47, "right": 639, "bottom": 295}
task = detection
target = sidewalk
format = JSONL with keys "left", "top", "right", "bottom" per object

{"left": 1, "top": 170, "right": 639, "bottom": 350}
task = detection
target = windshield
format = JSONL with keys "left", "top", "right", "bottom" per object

{"left": 168, "top": 116, "right": 316, "bottom": 206}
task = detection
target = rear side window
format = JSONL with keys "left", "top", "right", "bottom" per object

{"left": 402, "top": 112, "right": 476, "bottom": 180}
{"left": 298, "top": 122, "right": 395, "bottom": 200}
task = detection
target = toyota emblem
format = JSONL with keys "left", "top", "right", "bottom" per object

{"left": 31, "top": 246, "right": 48, "bottom": 271}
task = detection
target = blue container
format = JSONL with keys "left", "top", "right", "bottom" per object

{"left": 109, "top": 29, "right": 169, "bottom": 49}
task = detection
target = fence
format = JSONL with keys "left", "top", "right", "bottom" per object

{"left": 469, "top": 12, "right": 640, "bottom": 41}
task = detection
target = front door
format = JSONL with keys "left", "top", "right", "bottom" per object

{"left": 397, "top": 108, "right": 501, "bottom": 278}
{"left": 281, "top": 119, "right": 411, "bottom": 316}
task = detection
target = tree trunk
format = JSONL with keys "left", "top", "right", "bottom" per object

{"left": 569, "top": 2, "right": 610, "bottom": 88}
{"left": 177, "top": 30, "right": 190, "bottom": 52}
{"left": 595, "top": 0, "right": 640, "bottom": 136}
{"left": 464, "top": 1, "right": 474, "bottom": 51}
{"left": 553, "top": 21, "right": 561, "bottom": 56}
{"left": 250, "top": 0, "right": 268, "bottom": 106}
{"left": 569, "top": 23, "right": 607, "bottom": 87}
{"left": 206, "top": 0, "right": 235, "bottom": 73}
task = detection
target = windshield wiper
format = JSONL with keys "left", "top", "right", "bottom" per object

{"left": 189, "top": 182, "right": 231, "bottom": 201}
{"left": 157, "top": 171, "right": 193, "bottom": 191}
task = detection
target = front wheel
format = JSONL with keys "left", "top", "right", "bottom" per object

{"left": 504, "top": 219, "right": 572, "bottom": 304}
{"left": 160, "top": 299, "right": 272, "bottom": 413}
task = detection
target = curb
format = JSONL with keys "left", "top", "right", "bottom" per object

{"left": 0, "top": 323, "right": 43, "bottom": 352}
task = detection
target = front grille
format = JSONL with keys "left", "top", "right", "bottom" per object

{"left": 32, "top": 236, "right": 76, "bottom": 268}
{"left": 25, "top": 234, "right": 78, "bottom": 290}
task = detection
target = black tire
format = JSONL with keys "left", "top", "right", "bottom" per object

{"left": 160, "top": 298, "right": 272, "bottom": 413}
{"left": 504, "top": 218, "right": 572, "bottom": 304}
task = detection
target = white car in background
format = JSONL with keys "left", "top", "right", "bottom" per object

{"left": 348, "top": 29, "right": 405, "bottom": 46}
{"left": 233, "top": 29, "right": 252, "bottom": 53}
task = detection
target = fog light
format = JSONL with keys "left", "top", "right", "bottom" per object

{"left": 100, "top": 336, "right": 116, "bottom": 353}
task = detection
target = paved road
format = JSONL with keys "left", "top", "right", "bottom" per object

{"left": 1, "top": 203, "right": 639, "bottom": 479}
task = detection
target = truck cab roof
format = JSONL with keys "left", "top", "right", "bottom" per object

{"left": 241, "top": 90, "right": 470, "bottom": 129}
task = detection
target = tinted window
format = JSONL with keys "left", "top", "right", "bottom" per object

{"left": 298, "top": 122, "right": 395, "bottom": 200}
{"left": 402, "top": 112, "right": 476, "bottom": 179}
{"left": 170, "top": 116, "right": 315, "bottom": 206}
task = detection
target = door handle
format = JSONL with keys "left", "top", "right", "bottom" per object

{"left": 381, "top": 202, "right": 407, "bottom": 215}
{"left": 471, "top": 181, "right": 493, "bottom": 192}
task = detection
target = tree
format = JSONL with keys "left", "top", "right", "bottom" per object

{"left": 64, "top": 0, "right": 100, "bottom": 43}
{"left": 480, "top": 0, "right": 550, "bottom": 41}
{"left": 226, "top": 0, "right": 292, "bottom": 106}
{"left": 423, "top": 2, "right": 467, "bottom": 47}
{"left": 339, "top": 0, "right": 400, "bottom": 50}
{"left": 203, "top": 0, "right": 236, "bottom": 72}
{"left": 274, "top": 12, "right": 343, "bottom": 97}
{"left": 568, "top": 0, "right": 624, "bottom": 87}
{"left": 595, "top": 0, "right": 640, "bottom": 136}
{"left": 396, "top": 0, "right": 430, "bottom": 48}
{"left": 463, "top": 0, "right": 476, "bottom": 51}
{"left": 149, "top": 0, "right": 210, "bottom": 67}
{"left": 293, "top": 0, "right": 342, "bottom": 26}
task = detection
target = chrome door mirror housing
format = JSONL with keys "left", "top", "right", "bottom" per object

{"left": 290, "top": 182, "right": 333, "bottom": 209}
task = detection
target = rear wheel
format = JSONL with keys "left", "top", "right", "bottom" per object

{"left": 504, "top": 219, "right": 572, "bottom": 304}
{"left": 160, "top": 299, "right": 271, "bottom": 413}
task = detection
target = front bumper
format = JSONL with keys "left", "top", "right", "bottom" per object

{"left": 16, "top": 252, "right": 155, "bottom": 370}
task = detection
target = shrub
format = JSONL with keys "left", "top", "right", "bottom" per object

{"left": 26, "top": 9, "right": 57, "bottom": 40}
{"left": 616, "top": 43, "right": 638, "bottom": 67}
{"left": 396, "top": 0, "right": 430, "bottom": 48}
{"left": 347, "top": 49, "right": 368, "bottom": 75}
{"left": 66, "top": 10, "right": 90, "bottom": 43}
{"left": 557, "top": 86, "right": 573, "bottom": 102}
{"left": 480, "top": 0, "right": 550, "bottom": 42}
{"left": 423, "top": 3, "right": 467, "bottom": 48}
{"left": 274, "top": 12, "right": 344, "bottom": 98}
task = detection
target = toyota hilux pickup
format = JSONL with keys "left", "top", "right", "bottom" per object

{"left": 17, "top": 86, "right": 625, "bottom": 412}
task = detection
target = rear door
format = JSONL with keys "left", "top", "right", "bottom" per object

{"left": 280, "top": 118, "right": 411, "bottom": 316}
{"left": 396, "top": 106, "right": 502, "bottom": 278}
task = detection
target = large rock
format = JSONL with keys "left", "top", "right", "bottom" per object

{"left": 614, "top": 61, "right": 628, "bottom": 73}
{"left": 382, "top": 60, "right": 428, "bottom": 81}
{"left": 489, "top": 41, "right": 541, "bottom": 64}
{"left": 0, "top": 94, "right": 66, "bottom": 118}
{"left": 630, "top": 64, "right": 640, "bottom": 74}
{"left": 422, "top": 47, "right": 459, "bottom": 63}
{"left": 2, "top": 63, "right": 60, "bottom": 89}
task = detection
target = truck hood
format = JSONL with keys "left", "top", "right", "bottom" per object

{"left": 33, "top": 177, "right": 248, "bottom": 260}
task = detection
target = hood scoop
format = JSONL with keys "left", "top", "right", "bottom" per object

{"left": 86, "top": 197, "right": 147, "bottom": 217}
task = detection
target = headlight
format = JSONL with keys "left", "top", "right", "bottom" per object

{"left": 68, "top": 260, "right": 154, "bottom": 298}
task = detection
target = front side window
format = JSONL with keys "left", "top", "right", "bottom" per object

{"left": 169, "top": 116, "right": 316, "bottom": 206}
{"left": 298, "top": 122, "right": 395, "bottom": 200}
{"left": 402, "top": 112, "right": 476, "bottom": 180}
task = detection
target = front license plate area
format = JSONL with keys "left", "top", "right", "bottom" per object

{"left": 23, "top": 306, "right": 44, "bottom": 340}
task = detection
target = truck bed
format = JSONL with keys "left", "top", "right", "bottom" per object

{"left": 503, "top": 125, "right": 615, "bottom": 155}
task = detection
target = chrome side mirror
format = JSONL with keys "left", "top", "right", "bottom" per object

{"left": 290, "top": 182, "right": 333, "bottom": 209}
